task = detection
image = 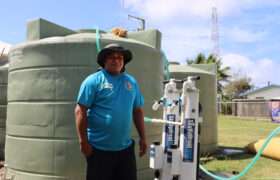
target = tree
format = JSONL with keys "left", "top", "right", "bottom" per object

{"left": 186, "top": 53, "right": 231, "bottom": 94}
{"left": 223, "top": 76, "right": 254, "bottom": 100}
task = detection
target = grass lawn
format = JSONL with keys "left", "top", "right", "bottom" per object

{"left": 201, "top": 115, "right": 280, "bottom": 180}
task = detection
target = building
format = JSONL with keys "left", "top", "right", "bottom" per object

{"left": 240, "top": 84, "right": 280, "bottom": 100}
{"left": 231, "top": 85, "right": 280, "bottom": 119}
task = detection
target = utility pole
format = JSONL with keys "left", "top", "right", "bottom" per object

{"left": 128, "top": 14, "right": 146, "bottom": 31}
{"left": 211, "top": 7, "right": 220, "bottom": 57}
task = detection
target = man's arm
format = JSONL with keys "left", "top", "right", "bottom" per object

{"left": 75, "top": 104, "right": 92, "bottom": 157}
{"left": 133, "top": 107, "right": 147, "bottom": 157}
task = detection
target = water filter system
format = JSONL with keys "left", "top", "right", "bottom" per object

{"left": 148, "top": 77, "right": 280, "bottom": 180}
{"left": 149, "top": 76, "right": 200, "bottom": 180}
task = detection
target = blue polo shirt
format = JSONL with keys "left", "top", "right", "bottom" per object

{"left": 77, "top": 69, "right": 144, "bottom": 151}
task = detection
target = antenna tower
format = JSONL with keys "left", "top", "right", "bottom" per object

{"left": 211, "top": 7, "right": 220, "bottom": 57}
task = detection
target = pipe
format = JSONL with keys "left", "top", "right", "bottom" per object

{"left": 144, "top": 117, "right": 183, "bottom": 126}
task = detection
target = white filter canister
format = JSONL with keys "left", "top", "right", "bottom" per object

{"left": 170, "top": 146, "right": 181, "bottom": 175}
{"left": 149, "top": 142, "right": 164, "bottom": 169}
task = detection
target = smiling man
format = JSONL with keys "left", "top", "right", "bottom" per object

{"left": 75, "top": 43, "right": 147, "bottom": 180}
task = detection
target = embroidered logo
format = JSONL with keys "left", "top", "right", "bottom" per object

{"left": 102, "top": 82, "right": 113, "bottom": 90}
{"left": 125, "top": 81, "right": 132, "bottom": 91}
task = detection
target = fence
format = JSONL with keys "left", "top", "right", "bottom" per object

{"left": 218, "top": 100, "right": 271, "bottom": 120}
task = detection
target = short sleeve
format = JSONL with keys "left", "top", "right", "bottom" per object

{"left": 133, "top": 82, "right": 144, "bottom": 108}
{"left": 76, "top": 77, "right": 96, "bottom": 108}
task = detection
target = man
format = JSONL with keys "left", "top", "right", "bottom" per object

{"left": 75, "top": 43, "right": 147, "bottom": 180}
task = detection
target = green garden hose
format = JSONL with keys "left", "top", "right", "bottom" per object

{"left": 199, "top": 126, "right": 280, "bottom": 180}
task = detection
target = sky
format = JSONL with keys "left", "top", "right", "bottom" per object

{"left": 0, "top": 0, "right": 280, "bottom": 87}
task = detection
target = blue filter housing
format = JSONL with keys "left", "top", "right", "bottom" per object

{"left": 164, "top": 114, "right": 176, "bottom": 152}
{"left": 183, "top": 118, "right": 195, "bottom": 162}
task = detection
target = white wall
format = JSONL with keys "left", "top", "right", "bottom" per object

{"left": 248, "top": 87, "right": 280, "bottom": 99}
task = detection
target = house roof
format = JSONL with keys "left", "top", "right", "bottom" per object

{"left": 240, "top": 84, "right": 280, "bottom": 97}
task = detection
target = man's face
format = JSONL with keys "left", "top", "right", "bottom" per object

{"left": 104, "top": 52, "right": 124, "bottom": 75}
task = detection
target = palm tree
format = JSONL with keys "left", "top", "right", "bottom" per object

{"left": 186, "top": 53, "right": 230, "bottom": 94}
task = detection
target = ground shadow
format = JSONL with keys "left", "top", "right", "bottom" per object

{"left": 198, "top": 146, "right": 254, "bottom": 179}
{"left": 200, "top": 146, "right": 255, "bottom": 164}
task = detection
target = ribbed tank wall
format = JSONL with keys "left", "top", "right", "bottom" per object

{"left": 0, "top": 65, "right": 8, "bottom": 160}
{"left": 6, "top": 42, "right": 94, "bottom": 180}
{"left": 169, "top": 64, "right": 218, "bottom": 154}
{"left": 6, "top": 34, "right": 163, "bottom": 180}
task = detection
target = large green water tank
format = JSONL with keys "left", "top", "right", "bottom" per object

{"left": 0, "top": 64, "right": 8, "bottom": 160}
{"left": 169, "top": 63, "right": 218, "bottom": 154}
{"left": 6, "top": 18, "right": 163, "bottom": 180}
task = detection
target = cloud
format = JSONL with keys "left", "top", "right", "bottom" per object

{"left": 123, "top": 0, "right": 280, "bottom": 21}
{"left": 122, "top": 0, "right": 280, "bottom": 84}
{"left": 160, "top": 26, "right": 212, "bottom": 62}
{"left": 225, "top": 27, "right": 267, "bottom": 43}
{"left": 222, "top": 53, "right": 280, "bottom": 86}
{"left": 124, "top": 0, "right": 223, "bottom": 21}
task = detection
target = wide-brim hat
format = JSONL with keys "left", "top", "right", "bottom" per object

{"left": 97, "top": 43, "right": 132, "bottom": 67}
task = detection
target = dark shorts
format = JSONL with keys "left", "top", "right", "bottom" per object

{"left": 86, "top": 141, "right": 137, "bottom": 180}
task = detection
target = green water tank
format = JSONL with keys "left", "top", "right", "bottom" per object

{"left": 6, "top": 18, "right": 163, "bottom": 180}
{"left": 169, "top": 63, "right": 218, "bottom": 154}
{"left": 0, "top": 64, "right": 8, "bottom": 160}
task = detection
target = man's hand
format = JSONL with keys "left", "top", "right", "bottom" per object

{"left": 139, "top": 138, "right": 147, "bottom": 157}
{"left": 80, "top": 141, "right": 93, "bottom": 157}
{"left": 75, "top": 104, "right": 92, "bottom": 157}
{"left": 133, "top": 107, "right": 147, "bottom": 157}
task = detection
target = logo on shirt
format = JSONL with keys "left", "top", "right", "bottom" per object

{"left": 125, "top": 81, "right": 132, "bottom": 91}
{"left": 102, "top": 82, "right": 113, "bottom": 90}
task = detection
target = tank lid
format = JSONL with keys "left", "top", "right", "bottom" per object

{"left": 169, "top": 61, "right": 180, "bottom": 65}
{"left": 77, "top": 29, "right": 107, "bottom": 34}
{"left": 27, "top": 18, "right": 76, "bottom": 41}
{"left": 189, "top": 63, "right": 217, "bottom": 74}
{"left": 169, "top": 64, "right": 215, "bottom": 75}
{"left": 127, "top": 29, "right": 161, "bottom": 50}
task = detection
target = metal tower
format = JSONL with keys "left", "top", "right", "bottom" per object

{"left": 211, "top": 7, "right": 220, "bottom": 57}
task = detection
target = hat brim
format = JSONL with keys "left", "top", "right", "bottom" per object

{"left": 97, "top": 48, "right": 132, "bottom": 67}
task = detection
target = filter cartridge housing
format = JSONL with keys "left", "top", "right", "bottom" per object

{"left": 149, "top": 142, "right": 163, "bottom": 169}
